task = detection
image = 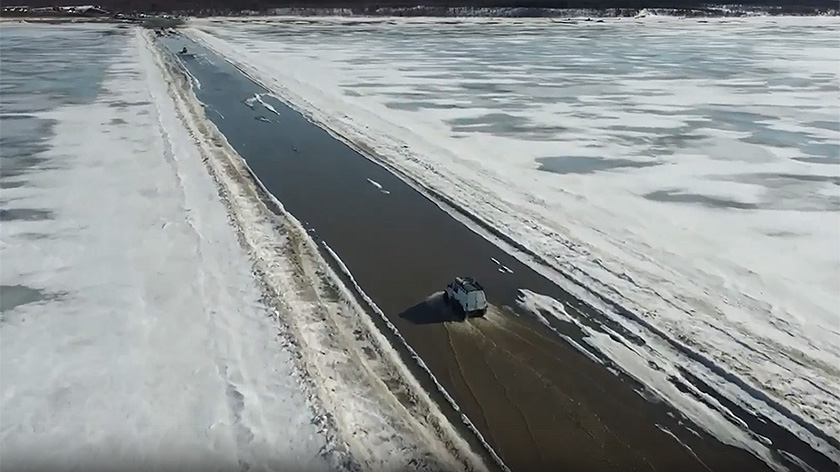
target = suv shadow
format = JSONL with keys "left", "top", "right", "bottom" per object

{"left": 398, "top": 291, "right": 467, "bottom": 325}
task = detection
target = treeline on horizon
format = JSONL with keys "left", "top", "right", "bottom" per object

{"left": 2, "top": 0, "right": 836, "bottom": 13}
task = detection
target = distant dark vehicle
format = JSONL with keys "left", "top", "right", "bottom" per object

{"left": 179, "top": 46, "right": 188, "bottom": 55}
{"left": 443, "top": 277, "right": 488, "bottom": 318}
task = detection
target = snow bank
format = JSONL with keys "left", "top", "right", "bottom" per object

{"left": 185, "top": 16, "right": 840, "bottom": 466}
{"left": 0, "top": 27, "right": 331, "bottom": 472}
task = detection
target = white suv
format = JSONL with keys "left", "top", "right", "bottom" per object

{"left": 443, "top": 277, "right": 488, "bottom": 318}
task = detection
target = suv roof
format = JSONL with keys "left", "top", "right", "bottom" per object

{"left": 454, "top": 276, "right": 483, "bottom": 293}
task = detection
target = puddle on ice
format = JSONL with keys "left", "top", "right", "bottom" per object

{"left": 0, "top": 208, "right": 54, "bottom": 221}
{"left": 537, "top": 155, "right": 658, "bottom": 175}
{"left": 0, "top": 285, "right": 50, "bottom": 313}
{"left": 448, "top": 112, "right": 567, "bottom": 140}
{"left": 644, "top": 190, "right": 759, "bottom": 210}
{"left": 793, "top": 156, "right": 840, "bottom": 165}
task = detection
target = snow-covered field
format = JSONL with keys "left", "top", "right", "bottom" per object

{"left": 185, "top": 15, "right": 840, "bottom": 468}
{"left": 0, "top": 25, "right": 489, "bottom": 472}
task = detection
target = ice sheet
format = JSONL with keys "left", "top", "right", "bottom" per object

{"left": 0, "top": 27, "right": 331, "bottom": 472}
{"left": 185, "top": 15, "right": 840, "bottom": 465}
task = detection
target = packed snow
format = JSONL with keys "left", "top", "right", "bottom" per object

{"left": 185, "top": 15, "right": 840, "bottom": 468}
{"left": 1, "top": 25, "right": 491, "bottom": 472}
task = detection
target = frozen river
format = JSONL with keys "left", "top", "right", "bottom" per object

{"left": 188, "top": 15, "right": 840, "bottom": 471}
{"left": 1, "top": 15, "right": 837, "bottom": 472}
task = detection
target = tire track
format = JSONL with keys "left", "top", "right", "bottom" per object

{"left": 448, "top": 315, "right": 545, "bottom": 468}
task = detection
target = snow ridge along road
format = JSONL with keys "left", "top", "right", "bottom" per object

{"left": 145, "top": 30, "right": 494, "bottom": 472}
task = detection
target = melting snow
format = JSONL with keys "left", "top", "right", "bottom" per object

{"left": 254, "top": 93, "right": 281, "bottom": 116}
{"left": 0, "top": 27, "right": 331, "bottom": 472}
{"left": 366, "top": 178, "right": 390, "bottom": 194}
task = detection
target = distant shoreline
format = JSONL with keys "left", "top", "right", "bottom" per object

{"left": 253, "top": 5, "right": 839, "bottom": 17}
{"left": 2, "top": 2, "right": 838, "bottom": 20}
